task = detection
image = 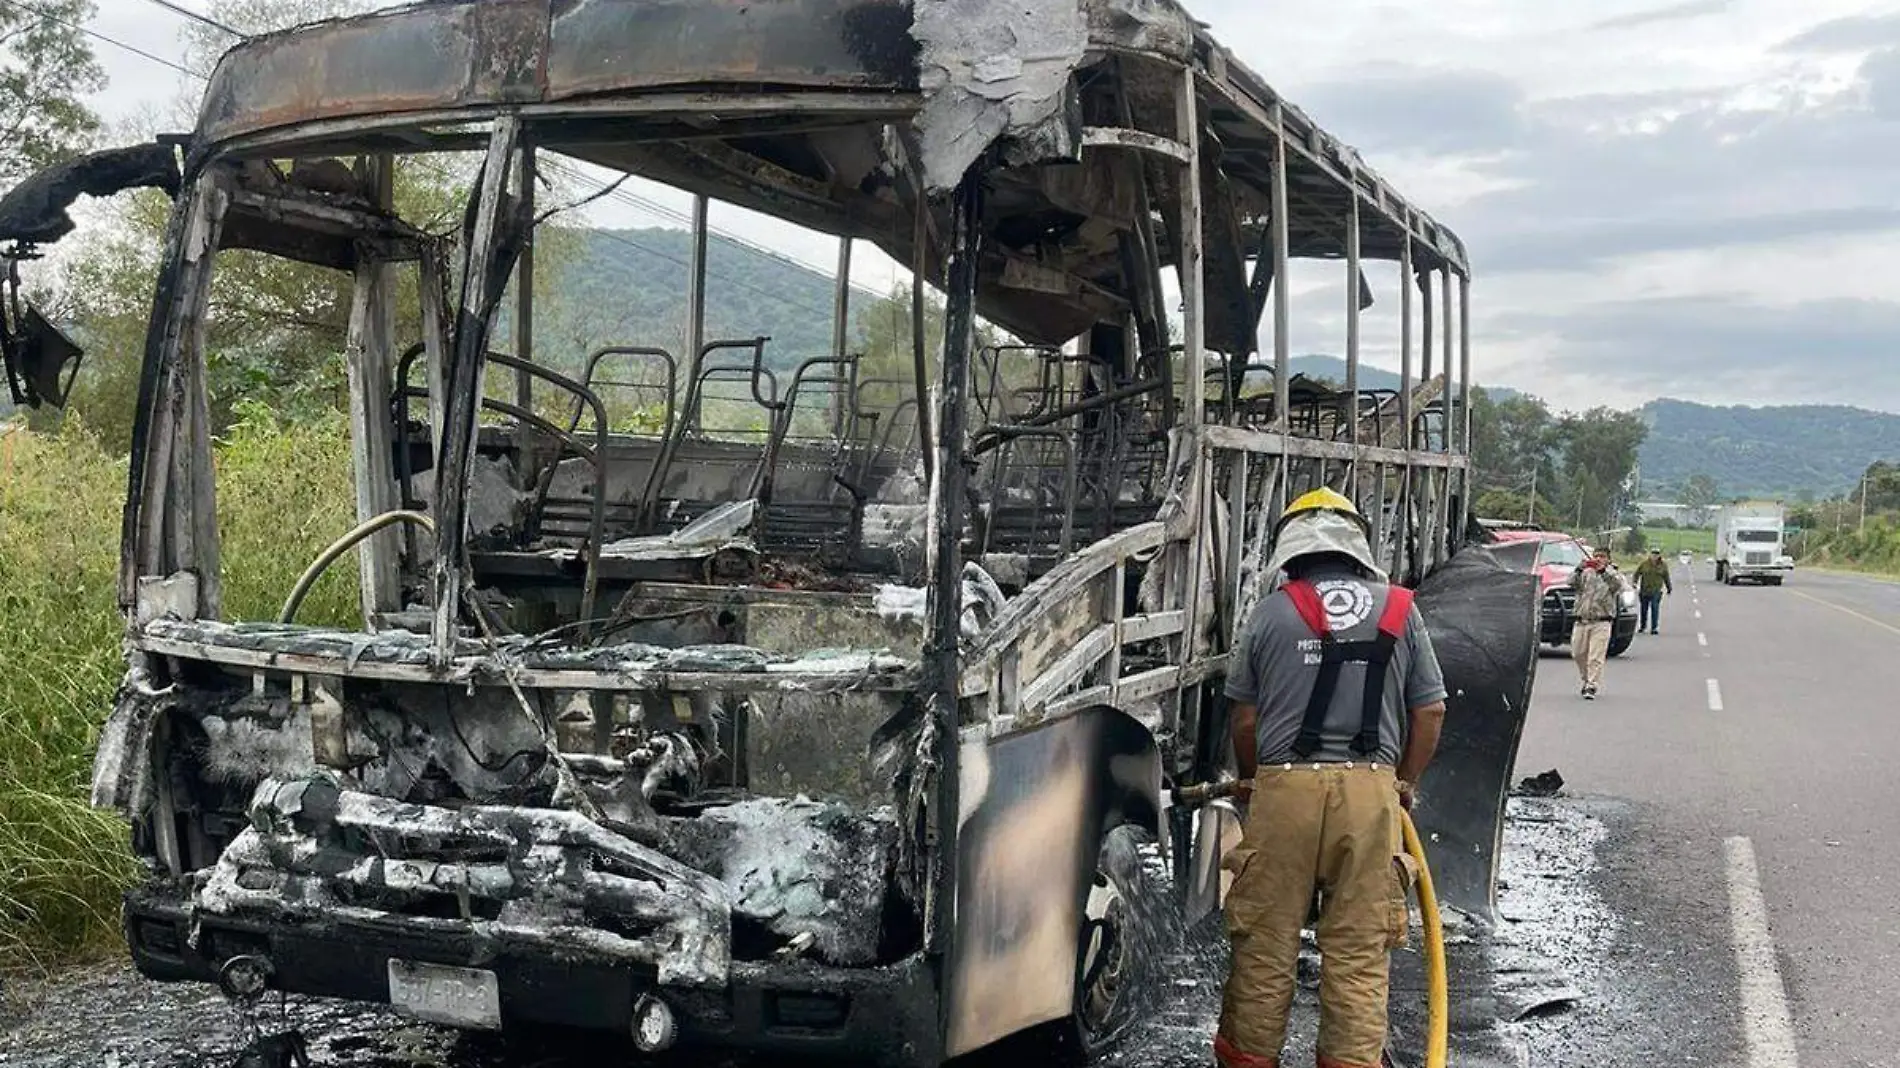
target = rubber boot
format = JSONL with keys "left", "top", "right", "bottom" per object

{"left": 1214, "top": 1033, "right": 1280, "bottom": 1068}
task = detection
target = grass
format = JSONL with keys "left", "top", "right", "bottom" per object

{"left": 0, "top": 409, "right": 359, "bottom": 971}
{"left": 1792, "top": 518, "right": 1900, "bottom": 576}
{"left": 1639, "top": 526, "right": 1716, "bottom": 555}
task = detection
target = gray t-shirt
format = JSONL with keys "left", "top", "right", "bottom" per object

{"left": 1224, "top": 567, "right": 1448, "bottom": 765}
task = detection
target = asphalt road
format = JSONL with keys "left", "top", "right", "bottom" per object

{"left": 1516, "top": 562, "right": 1900, "bottom": 1068}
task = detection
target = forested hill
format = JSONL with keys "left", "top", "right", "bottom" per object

{"left": 527, "top": 227, "right": 855, "bottom": 373}
{"left": 535, "top": 235, "right": 1520, "bottom": 385}
{"left": 1288, "top": 354, "right": 1522, "bottom": 400}
{"left": 523, "top": 231, "right": 1900, "bottom": 501}
{"left": 1637, "top": 399, "right": 1900, "bottom": 500}
{"left": 1289, "top": 366, "right": 1900, "bottom": 500}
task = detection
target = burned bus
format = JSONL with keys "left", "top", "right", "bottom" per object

{"left": 0, "top": 0, "right": 1536, "bottom": 1063}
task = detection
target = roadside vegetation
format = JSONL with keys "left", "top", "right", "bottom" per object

{"left": 1788, "top": 518, "right": 1900, "bottom": 574}
{"left": 1787, "top": 463, "right": 1900, "bottom": 574}
{"left": 0, "top": 420, "right": 134, "bottom": 970}
{"left": 0, "top": 413, "right": 358, "bottom": 970}
{"left": 1466, "top": 387, "right": 1651, "bottom": 535}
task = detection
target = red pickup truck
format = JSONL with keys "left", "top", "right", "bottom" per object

{"left": 1487, "top": 529, "right": 1636, "bottom": 658}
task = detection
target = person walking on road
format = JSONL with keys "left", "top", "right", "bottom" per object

{"left": 1571, "top": 547, "right": 1627, "bottom": 700}
{"left": 1215, "top": 488, "right": 1448, "bottom": 1068}
{"left": 1633, "top": 549, "right": 1672, "bottom": 635}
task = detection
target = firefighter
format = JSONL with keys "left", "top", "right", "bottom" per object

{"left": 1215, "top": 488, "right": 1449, "bottom": 1068}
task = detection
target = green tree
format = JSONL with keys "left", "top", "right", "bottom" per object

{"left": 1469, "top": 386, "right": 1558, "bottom": 502}
{"left": 49, "top": 0, "right": 594, "bottom": 448}
{"left": 1474, "top": 487, "right": 1557, "bottom": 527}
{"left": 1680, "top": 472, "right": 1718, "bottom": 526}
{"left": 55, "top": 156, "right": 486, "bottom": 447}
{"left": 1859, "top": 460, "right": 1900, "bottom": 514}
{"left": 0, "top": 0, "right": 103, "bottom": 188}
{"left": 853, "top": 283, "right": 946, "bottom": 415}
{"left": 849, "top": 282, "right": 1015, "bottom": 424}
{"left": 1554, "top": 407, "right": 1647, "bottom": 531}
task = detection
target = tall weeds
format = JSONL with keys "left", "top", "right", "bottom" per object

{"left": 1794, "top": 518, "right": 1900, "bottom": 574}
{"left": 0, "top": 409, "right": 358, "bottom": 969}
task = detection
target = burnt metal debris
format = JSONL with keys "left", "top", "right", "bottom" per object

{"left": 2, "top": 0, "right": 1539, "bottom": 1065}
{"left": 0, "top": 141, "right": 181, "bottom": 247}
{"left": 0, "top": 143, "right": 179, "bottom": 408}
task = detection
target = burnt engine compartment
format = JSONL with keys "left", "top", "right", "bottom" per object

{"left": 141, "top": 651, "right": 926, "bottom": 975}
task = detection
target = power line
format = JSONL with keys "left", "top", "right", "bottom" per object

{"left": 416, "top": 155, "right": 855, "bottom": 327}
{"left": 134, "top": 0, "right": 244, "bottom": 39}
{"left": 539, "top": 157, "right": 884, "bottom": 303}
{"left": 538, "top": 160, "right": 866, "bottom": 322}
{"left": 5, "top": 4, "right": 878, "bottom": 334}
{"left": 586, "top": 218, "right": 839, "bottom": 325}
{"left": 27, "top": 1, "right": 880, "bottom": 318}
{"left": 0, "top": 0, "right": 208, "bottom": 79}
{"left": 23, "top": 5, "right": 885, "bottom": 317}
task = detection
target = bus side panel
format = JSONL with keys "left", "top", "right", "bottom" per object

{"left": 941, "top": 708, "right": 1159, "bottom": 1058}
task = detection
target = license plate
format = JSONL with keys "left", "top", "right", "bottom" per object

{"left": 387, "top": 959, "right": 502, "bottom": 1030}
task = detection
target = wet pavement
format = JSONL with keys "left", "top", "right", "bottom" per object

{"left": 0, "top": 795, "right": 1625, "bottom": 1068}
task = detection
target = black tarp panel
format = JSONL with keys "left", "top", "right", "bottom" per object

{"left": 1412, "top": 539, "right": 1541, "bottom": 922}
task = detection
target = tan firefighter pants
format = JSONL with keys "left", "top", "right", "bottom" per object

{"left": 1217, "top": 764, "right": 1410, "bottom": 1068}
{"left": 1572, "top": 619, "right": 1612, "bottom": 690}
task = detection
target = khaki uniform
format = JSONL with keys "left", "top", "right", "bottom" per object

{"left": 1219, "top": 765, "right": 1411, "bottom": 1068}
{"left": 1217, "top": 565, "right": 1444, "bottom": 1068}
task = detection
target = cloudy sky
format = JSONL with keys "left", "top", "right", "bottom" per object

{"left": 77, "top": 0, "right": 1900, "bottom": 412}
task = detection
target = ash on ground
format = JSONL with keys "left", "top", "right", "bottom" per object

{"left": 2, "top": 800, "right": 1620, "bottom": 1068}
{"left": 1100, "top": 796, "right": 1607, "bottom": 1068}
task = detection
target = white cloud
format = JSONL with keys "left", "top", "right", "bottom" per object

{"left": 71, "top": 0, "right": 1900, "bottom": 411}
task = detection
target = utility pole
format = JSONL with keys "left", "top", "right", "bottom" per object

{"left": 1527, "top": 466, "right": 1537, "bottom": 526}
{"left": 1860, "top": 473, "right": 1869, "bottom": 534}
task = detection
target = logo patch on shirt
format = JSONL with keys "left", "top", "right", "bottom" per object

{"left": 1314, "top": 579, "right": 1374, "bottom": 631}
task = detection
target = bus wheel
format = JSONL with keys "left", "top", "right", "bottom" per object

{"left": 1071, "top": 824, "right": 1178, "bottom": 1059}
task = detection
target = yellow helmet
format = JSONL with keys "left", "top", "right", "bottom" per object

{"left": 1277, "top": 487, "right": 1368, "bottom": 533}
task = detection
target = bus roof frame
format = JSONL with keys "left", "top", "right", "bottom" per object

{"left": 183, "top": 0, "right": 1469, "bottom": 302}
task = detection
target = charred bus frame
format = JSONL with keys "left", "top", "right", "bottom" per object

{"left": 0, "top": 1, "right": 1484, "bottom": 1063}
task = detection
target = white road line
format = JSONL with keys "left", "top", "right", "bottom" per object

{"left": 1695, "top": 609, "right": 1704, "bottom": 619}
{"left": 1789, "top": 588, "right": 1900, "bottom": 639}
{"left": 1724, "top": 836, "right": 1801, "bottom": 1068}
{"left": 1698, "top": 632, "right": 1709, "bottom": 647}
{"left": 1707, "top": 678, "right": 1724, "bottom": 711}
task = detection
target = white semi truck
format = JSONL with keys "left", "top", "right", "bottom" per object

{"left": 1714, "top": 501, "right": 1792, "bottom": 585}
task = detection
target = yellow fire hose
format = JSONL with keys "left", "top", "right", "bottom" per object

{"left": 1399, "top": 806, "right": 1449, "bottom": 1068}
{"left": 1180, "top": 783, "right": 1449, "bottom": 1068}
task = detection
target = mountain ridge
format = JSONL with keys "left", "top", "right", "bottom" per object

{"left": 531, "top": 230, "right": 1899, "bottom": 500}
